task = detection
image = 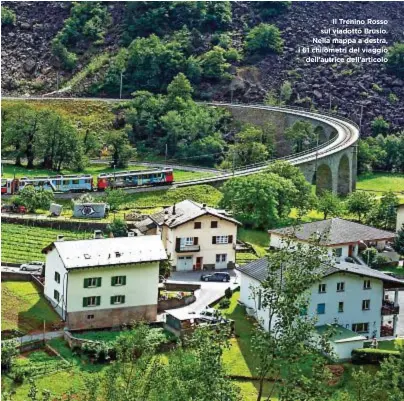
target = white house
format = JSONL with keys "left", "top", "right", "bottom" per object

{"left": 397, "top": 204, "right": 404, "bottom": 232}
{"left": 135, "top": 200, "right": 241, "bottom": 271}
{"left": 269, "top": 218, "right": 395, "bottom": 263}
{"left": 42, "top": 235, "right": 167, "bottom": 330}
{"left": 237, "top": 258, "right": 404, "bottom": 360}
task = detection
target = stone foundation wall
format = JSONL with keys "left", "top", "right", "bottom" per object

{"left": 66, "top": 304, "right": 157, "bottom": 330}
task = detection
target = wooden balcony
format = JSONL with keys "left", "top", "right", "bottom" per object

{"left": 381, "top": 302, "right": 400, "bottom": 316}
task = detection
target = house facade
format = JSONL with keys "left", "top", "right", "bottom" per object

{"left": 43, "top": 235, "right": 167, "bottom": 330}
{"left": 135, "top": 200, "right": 241, "bottom": 271}
{"left": 269, "top": 218, "right": 395, "bottom": 264}
{"left": 397, "top": 204, "right": 404, "bottom": 232}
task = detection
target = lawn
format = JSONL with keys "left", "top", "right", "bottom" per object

{"left": 1, "top": 282, "right": 60, "bottom": 333}
{"left": 357, "top": 172, "right": 404, "bottom": 195}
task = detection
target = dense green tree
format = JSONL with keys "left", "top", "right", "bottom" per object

{"left": 106, "top": 218, "right": 128, "bottom": 237}
{"left": 393, "top": 224, "right": 404, "bottom": 255}
{"left": 284, "top": 120, "right": 316, "bottom": 153}
{"left": 1, "top": 339, "right": 18, "bottom": 372}
{"left": 104, "top": 188, "right": 126, "bottom": 212}
{"left": 250, "top": 238, "right": 333, "bottom": 401}
{"left": 1, "top": 6, "right": 16, "bottom": 26}
{"left": 346, "top": 191, "right": 376, "bottom": 222}
{"left": 199, "top": 46, "right": 230, "bottom": 80}
{"left": 167, "top": 72, "right": 193, "bottom": 101}
{"left": 245, "top": 23, "right": 283, "bottom": 54}
{"left": 386, "top": 42, "right": 404, "bottom": 77}
{"left": 368, "top": 191, "right": 400, "bottom": 230}
{"left": 82, "top": 129, "right": 101, "bottom": 156}
{"left": 317, "top": 190, "right": 343, "bottom": 220}
{"left": 377, "top": 346, "right": 404, "bottom": 400}
{"left": 254, "top": 1, "right": 291, "bottom": 19}
{"left": 13, "top": 186, "right": 54, "bottom": 213}
{"left": 106, "top": 131, "right": 136, "bottom": 168}
{"left": 371, "top": 116, "right": 390, "bottom": 136}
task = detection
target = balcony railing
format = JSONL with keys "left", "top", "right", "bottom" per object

{"left": 381, "top": 302, "right": 400, "bottom": 316}
{"left": 176, "top": 244, "right": 200, "bottom": 253}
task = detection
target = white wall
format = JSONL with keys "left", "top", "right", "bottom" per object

{"left": 44, "top": 247, "right": 68, "bottom": 318}
{"left": 397, "top": 206, "right": 404, "bottom": 232}
{"left": 333, "top": 340, "right": 365, "bottom": 361}
{"left": 66, "top": 262, "right": 159, "bottom": 313}
{"left": 164, "top": 215, "right": 238, "bottom": 270}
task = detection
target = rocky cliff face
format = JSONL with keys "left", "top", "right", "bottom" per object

{"left": 2, "top": 1, "right": 403, "bottom": 135}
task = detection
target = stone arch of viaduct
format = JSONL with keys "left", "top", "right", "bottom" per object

{"left": 216, "top": 104, "right": 359, "bottom": 196}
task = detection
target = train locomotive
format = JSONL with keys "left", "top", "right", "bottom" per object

{"left": 1, "top": 168, "right": 174, "bottom": 195}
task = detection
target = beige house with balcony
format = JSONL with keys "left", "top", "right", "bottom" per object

{"left": 397, "top": 204, "right": 404, "bottom": 232}
{"left": 135, "top": 200, "right": 241, "bottom": 271}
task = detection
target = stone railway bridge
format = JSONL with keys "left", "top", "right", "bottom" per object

{"left": 3, "top": 98, "right": 360, "bottom": 197}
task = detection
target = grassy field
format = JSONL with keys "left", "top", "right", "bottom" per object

{"left": 2, "top": 223, "right": 91, "bottom": 264}
{"left": 1, "top": 282, "right": 60, "bottom": 333}
{"left": 1, "top": 163, "right": 215, "bottom": 184}
{"left": 356, "top": 172, "right": 404, "bottom": 193}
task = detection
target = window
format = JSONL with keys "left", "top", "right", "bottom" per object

{"left": 87, "top": 314, "right": 94, "bottom": 320}
{"left": 111, "top": 276, "right": 126, "bottom": 286}
{"left": 72, "top": 179, "right": 79, "bottom": 185}
{"left": 363, "top": 280, "right": 371, "bottom": 290}
{"left": 213, "top": 235, "right": 233, "bottom": 244}
{"left": 257, "top": 290, "right": 262, "bottom": 311}
{"left": 54, "top": 290, "right": 60, "bottom": 302}
{"left": 318, "top": 284, "right": 327, "bottom": 293}
{"left": 362, "top": 300, "right": 370, "bottom": 310}
{"left": 317, "top": 303, "right": 326, "bottom": 314}
{"left": 352, "top": 323, "right": 369, "bottom": 333}
{"left": 185, "top": 237, "right": 194, "bottom": 246}
{"left": 336, "top": 282, "right": 345, "bottom": 292}
{"left": 111, "top": 295, "right": 125, "bottom": 305}
{"left": 216, "top": 254, "right": 227, "bottom": 262}
{"left": 335, "top": 248, "right": 343, "bottom": 258}
{"left": 194, "top": 222, "right": 202, "bottom": 229}
{"left": 54, "top": 272, "right": 60, "bottom": 284}
{"left": 84, "top": 277, "right": 102, "bottom": 288}
{"left": 338, "top": 302, "right": 344, "bottom": 313}
{"left": 211, "top": 221, "right": 218, "bottom": 228}
{"left": 83, "top": 296, "right": 101, "bottom": 307}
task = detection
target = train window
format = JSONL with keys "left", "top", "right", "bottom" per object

{"left": 72, "top": 179, "right": 79, "bottom": 185}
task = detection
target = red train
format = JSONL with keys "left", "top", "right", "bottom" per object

{"left": 1, "top": 168, "right": 174, "bottom": 195}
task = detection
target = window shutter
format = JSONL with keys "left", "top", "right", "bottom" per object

{"left": 122, "top": 276, "right": 126, "bottom": 285}
{"left": 84, "top": 278, "right": 88, "bottom": 288}
{"left": 122, "top": 295, "right": 125, "bottom": 304}
{"left": 176, "top": 238, "right": 181, "bottom": 249}
{"left": 228, "top": 235, "right": 233, "bottom": 243}
{"left": 96, "top": 296, "right": 101, "bottom": 306}
{"left": 110, "top": 296, "right": 114, "bottom": 305}
{"left": 83, "top": 297, "right": 88, "bottom": 307}
{"left": 111, "top": 277, "right": 116, "bottom": 286}
{"left": 194, "top": 237, "right": 198, "bottom": 245}
{"left": 97, "top": 277, "right": 102, "bottom": 287}
{"left": 212, "top": 236, "right": 216, "bottom": 244}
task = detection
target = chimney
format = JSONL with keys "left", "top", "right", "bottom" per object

{"left": 202, "top": 203, "right": 207, "bottom": 209}
{"left": 172, "top": 204, "right": 176, "bottom": 215}
{"left": 128, "top": 231, "right": 135, "bottom": 237}
{"left": 56, "top": 235, "right": 64, "bottom": 242}
{"left": 93, "top": 230, "right": 103, "bottom": 239}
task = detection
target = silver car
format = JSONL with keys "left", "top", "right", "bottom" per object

{"left": 20, "top": 261, "right": 44, "bottom": 272}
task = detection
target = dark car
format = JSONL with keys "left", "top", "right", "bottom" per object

{"left": 200, "top": 272, "right": 230, "bottom": 282}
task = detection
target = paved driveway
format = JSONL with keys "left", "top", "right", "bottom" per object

{"left": 164, "top": 269, "right": 240, "bottom": 314}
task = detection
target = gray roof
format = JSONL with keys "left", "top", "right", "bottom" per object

{"left": 43, "top": 235, "right": 167, "bottom": 269}
{"left": 269, "top": 218, "right": 395, "bottom": 246}
{"left": 237, "top": 258, "right": 404, "bottom": 286}
{"left": 134, "top": 217, "right": 157, "bottom": 234}
{"left": 149, "top": 199, "right": 241, "bottom": 228}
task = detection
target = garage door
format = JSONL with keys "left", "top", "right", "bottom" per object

{"left": 177, "top": 256, "right": 193, "bottom": 271}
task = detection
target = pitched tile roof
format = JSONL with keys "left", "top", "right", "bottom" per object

{"left": 269, "top": 218, "right": 395, "bottom": 246}
{"left": 149, "top": 199, "right": 241, "bottom": 228}
{"left": 42, "top": 235, "right": 167, "bottom": 269}
{"left": 237, "top": 257, "right": 404, "bottom": 286}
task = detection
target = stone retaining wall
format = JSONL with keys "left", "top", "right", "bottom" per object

{"left": 157, "top": 295, "right": 196, "bottom": 312}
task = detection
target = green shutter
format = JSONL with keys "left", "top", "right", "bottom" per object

{"left": 84, "top": 278, "right": 88, "bottom": 288}
{"left": 96, "top": 296, "right": 101, "bottom": 306}
{"left": 97, "top": 277, "right": 102, "bottom": 287}
{"left": 83, "top": 297, "right": 88, "bottom": 307}
{"left": 122, "top": 276, "right": 126, "bottom": 285}
{"left": 110, "top": 296, "right": 115, "bottom": 305}
{"left": 122, "top": 295, "right": 125, "bottom": 304}
{"left": 111, "top": 276, "right": 116, "bottom": 286}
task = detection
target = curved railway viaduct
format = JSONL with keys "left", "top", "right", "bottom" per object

{"left": 3, "top": 98, "right": 360, "bottom": 198}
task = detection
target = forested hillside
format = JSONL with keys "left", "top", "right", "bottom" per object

{"left": 1, "top": 1, "right": 404, "bottom": 135}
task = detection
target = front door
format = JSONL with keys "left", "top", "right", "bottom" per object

{"left": 177, "top": 256, "right": 193, "bottom": 271}
{"left": 215, "top": 254, "right": 227, "bottom": 269}
{"left": 348, "top": 245, "right": 353, "bottom": 257}
{"left": 195, "top": 257, "right": 203, "bottom": 270}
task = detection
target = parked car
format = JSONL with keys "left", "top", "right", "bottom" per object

{"left": 20, "top": 261, "right": 44, "bottom": 272}
{"left": 200, "top": 308, "right": 222, "bottom": 319}
{"left": 1, "top": 204, "right": 27, "bottom": 214}
{"left": 200, "top": 272, "right": 230, "bottom": 282}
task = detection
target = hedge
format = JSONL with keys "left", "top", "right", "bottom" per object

{"left": 352, "top": 347, "right": 399, "bottom": 364}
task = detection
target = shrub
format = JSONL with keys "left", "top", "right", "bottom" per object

{"left": 200, "top": 46, "right": 230, "bottom": 80}
{"left": 254, "top": 2, "right": 291, "bottom": 19}
{"left": 386, "top": 42, "right": 404, "bottom": 77}
{"left": 1, "top": 339, "right": 19, "bottom": 372}
{"left": 218, "top": 298, "right": 231, "bottom": 309}
{"left": 388, "top": 93, "right": 399, "bottom": 103}
{"left": 1, "top": 6, "right": 16, "bottom": 26}
{"left": 224, "top": 48, "right": 242, "bottom": 62}
{"left": 352, "top": 348, "right": 399, "bottom": 364}
{"left": 245, "top": 23, "right": 283, "bottom": 54}
{"left": 371, "top": 116, "right": 390, "bottom": 136}
{"left": 225, "top": 287, "right": 233, "bottom": 299}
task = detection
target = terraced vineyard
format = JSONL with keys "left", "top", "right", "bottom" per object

{"left": 2, "top": 224, "right": 92, "bottom": 264}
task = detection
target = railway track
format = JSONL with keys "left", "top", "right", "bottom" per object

{"left": 2, "top": 99, "right": 360, "bottom": 199}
